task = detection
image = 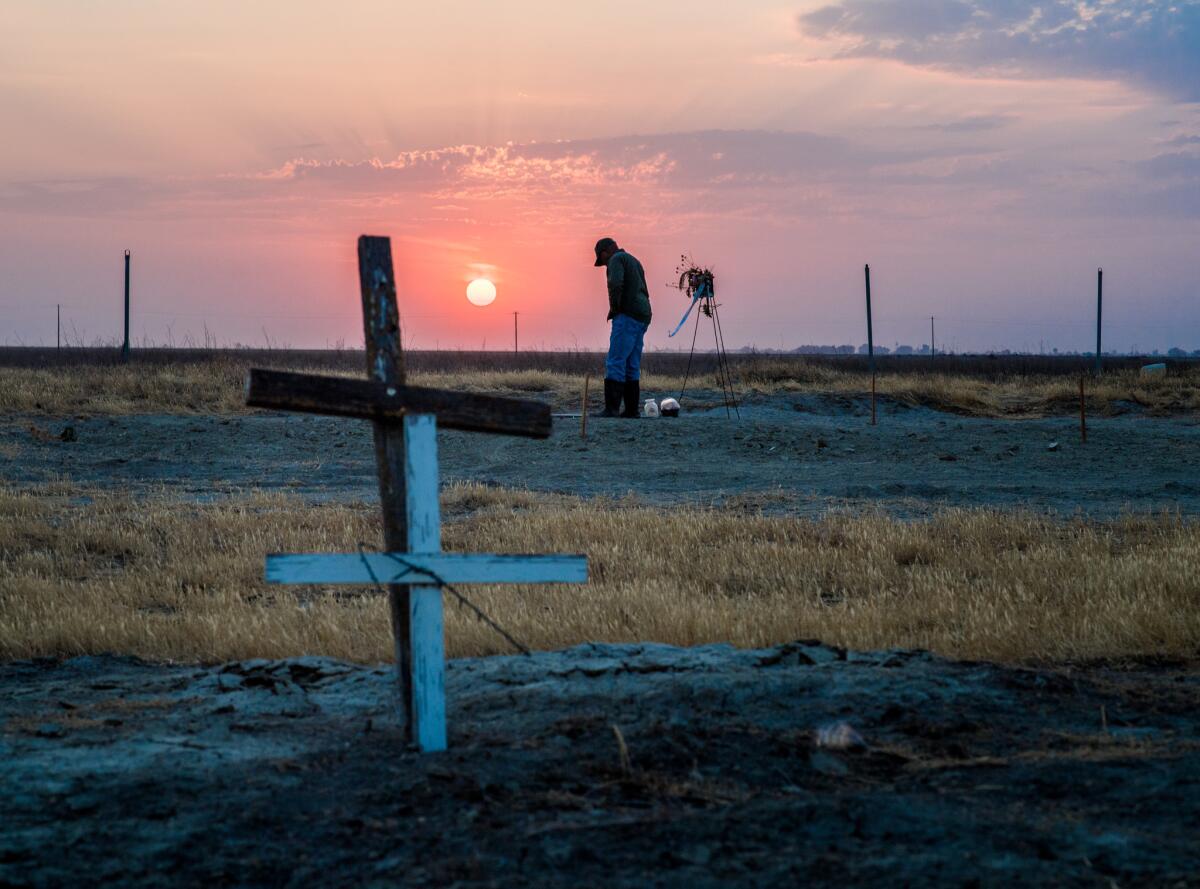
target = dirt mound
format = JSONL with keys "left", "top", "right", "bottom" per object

{"left": 3, "top": 642, "right": 1198, "bottom": 886}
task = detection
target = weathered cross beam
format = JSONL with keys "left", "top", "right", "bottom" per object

{"left": 267, "top": 553, "right": 588, "bottom": 585}
{"left": 246, "top": 368, "right": 551, "bottom": 438}
{"left": 247, "top": 235, "right": 586, "bottom": 752}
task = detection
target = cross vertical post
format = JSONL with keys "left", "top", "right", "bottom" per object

{"left": 357, "top": 235, "right": 416, "bottom": 738}
{"left": 403, "top": 413, "right": 447, "bottom": 750}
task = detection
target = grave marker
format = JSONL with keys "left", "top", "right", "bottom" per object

{"left": 247, "top": 235, "right": 587, "bottom": 751}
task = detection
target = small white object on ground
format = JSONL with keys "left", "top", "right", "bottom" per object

{"left": 1141, "top": 363, "right": 1167, "bottom": 376}
{"left": 660, "top": 397, "right": 680, "bottom": 417}
{"left": 815, "top": 721, "right": 866, "bottom": 750}
{"left": 643, "top": 399, "right": 660, "bottom": 418}
{"left": 1047, "top": 441, "right": 1060, "bottom": 451}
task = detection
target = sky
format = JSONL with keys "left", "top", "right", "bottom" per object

{"left": 1, "top": 0, "right": 1198, "bottom": 353}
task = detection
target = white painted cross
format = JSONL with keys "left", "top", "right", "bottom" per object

{"left": 247, "top": 236, "right": 587, "bottom": 752}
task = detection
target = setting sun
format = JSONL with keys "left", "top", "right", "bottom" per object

{"left": 466, "top": 278, "right": 497, "bottom": 307}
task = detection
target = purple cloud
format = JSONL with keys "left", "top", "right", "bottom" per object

{"left": 798, "top": 0, "right": 1200, "bottom": 101}
{"left": 1136, "top": 151, "right": 1200, "bottom": 179}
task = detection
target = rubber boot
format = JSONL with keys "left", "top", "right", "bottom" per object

{"left": 593, "top": 378, "right": 623, "bottom": 417}
{"left": 621, "top": 379, "right": 641, "bottom": 418}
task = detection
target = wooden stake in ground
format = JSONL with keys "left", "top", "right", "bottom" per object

{"left": 870, "top": 372, "right": 877, "bottom": 426}
{"left": 1080, "top": 375, "right": 1087, "bottom": 444}
{"left": 581, "top": 374, "right": 590, "bottom": 440}
{"left": 245, "top": 235, "right": 586, "bottom": 751}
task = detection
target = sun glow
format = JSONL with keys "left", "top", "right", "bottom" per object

{"left": 466, "top": 278, "right": 497, "bottom": 307}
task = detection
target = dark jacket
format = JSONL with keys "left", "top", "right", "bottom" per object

{"left": 606, "top": 250, "right": 652, "bottom": 325}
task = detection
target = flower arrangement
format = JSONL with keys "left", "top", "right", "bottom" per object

{"left": 673, "top": 255, "right": 716, "bottom": 315}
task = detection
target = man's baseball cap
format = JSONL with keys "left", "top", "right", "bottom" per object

{"left": 593, "top": 237, "right": 617, "bottom": 266}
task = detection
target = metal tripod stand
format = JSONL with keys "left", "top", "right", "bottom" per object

{"left": 674, "top": 280, "right": 740, "bottom": 418}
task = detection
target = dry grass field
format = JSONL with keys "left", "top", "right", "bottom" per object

{"left": 3, "top": 481, "right": 1197, "bottom": 666}
{"left": 3, "top": 352, "right": 1197, "bottom": 668}
{"left": 2, "top": 353, "right": 1197, "bottom": 417}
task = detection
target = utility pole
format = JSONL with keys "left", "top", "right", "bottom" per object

{"left": 930, "top": 316, "right": 936, "bottom": 358}
{"left": 864, "top": 264, "right": 874, "bottom": 374}
{"left": 122, "top": 250, "right": 131, "bottom": 362}
{"left": 57, "top": 304, "right": 61, "bottom": 352}
{"left": 513, "top": 311, "right": 519, "bottom": 355}
{"left": 1094, "top": 267, "right": 1103, "bottom": 376}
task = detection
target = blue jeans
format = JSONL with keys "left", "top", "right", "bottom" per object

{"left": 606, "top": 313, "right": 647, "bottom": 382}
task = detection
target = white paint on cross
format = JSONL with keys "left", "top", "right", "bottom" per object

{"left": 246, "top": 236, "right": 587, "bottom": 752}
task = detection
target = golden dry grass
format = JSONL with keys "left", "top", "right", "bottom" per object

{"left": 2, "top": 482, "right": 1197, "bottom": 666}
{"left": 734, "top": 358, "right": 1200, "bottom": 417}
{"left": 3, "top": 357, "right": 1197, "bottom": 418}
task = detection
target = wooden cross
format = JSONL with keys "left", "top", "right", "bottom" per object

{"left": 246, "top": 235, "right": 587, "bottom": 752}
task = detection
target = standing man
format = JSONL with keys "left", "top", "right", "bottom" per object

{"left": 594, "top": 237, "right": 652, "bottom": 417}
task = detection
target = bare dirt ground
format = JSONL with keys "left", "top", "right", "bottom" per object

{"left": 4, "top": 389, "right": 1200, "bottom": 885}
{"left": 3, "top": 643, "right": 1198, "bottom": 887}
{"left": 5, "top": 391, "right": 1199, "bottom": 516}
